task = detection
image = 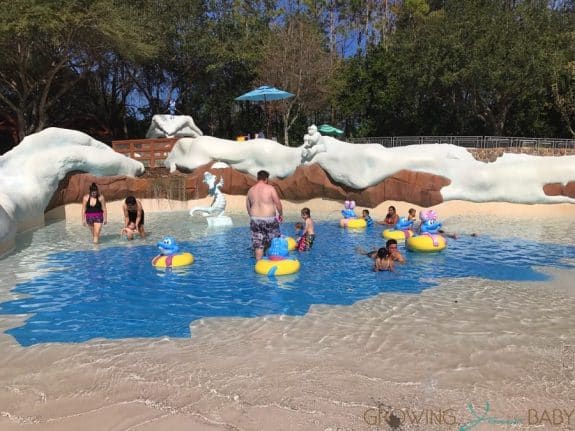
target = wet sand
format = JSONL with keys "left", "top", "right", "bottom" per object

{"left": 48, "top": 196, "right": 575, "bottom": 223}
{"left": 1, "top": 200, "right": 575, "bottom": 430}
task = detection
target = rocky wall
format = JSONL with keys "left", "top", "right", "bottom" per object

{"left": 46, "top": 156, "right": 575, "bottom": 212}
{"left": 46, "top": 163, "right": 451, "bottom": 211}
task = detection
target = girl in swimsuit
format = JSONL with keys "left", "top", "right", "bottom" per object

{"left": 374, "top": 247, "right": 394, "bottom": 272}
{"left": 82, "top": 183, "right": 107, "bottom": 243}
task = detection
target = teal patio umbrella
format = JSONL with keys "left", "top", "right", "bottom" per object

{"left": 235, "top": 85, "right": 294, "bottom": 102}
{"left": 318, "top": 124, "right": 344, "bottom": 137}
{"left": 235, "top": 86, "right": 294, "bottom": 137}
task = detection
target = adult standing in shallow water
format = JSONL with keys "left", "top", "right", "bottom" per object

{"left": 122, "top": 196, "right": 146, "bottom": 239}
{"left": 82, "top": 183, "right": 107, "bottom": 243}
{"left": 246, "top": 170, "right": 283, "bottom": 261}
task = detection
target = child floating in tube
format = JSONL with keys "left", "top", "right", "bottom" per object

{"left": 362, "top": 209, "right": 374, "bottom": 227}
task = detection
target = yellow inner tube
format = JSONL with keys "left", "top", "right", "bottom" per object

{"left": 152, "top": 252, "right": 195, "bottom": 268}
{"left": 406, "top": 235, "right": 446, "bottom": 252}
{"left": 286, "top": 236, "right": 297, "bottom": 251}
{"left": 255, "top": 258, "right": 300, "bottom": 276}
{"left": 345, "top": 218, "right": 367, "bottom": 229}
{"left": 383, "top": 229, "right": 413, "bottom": 240}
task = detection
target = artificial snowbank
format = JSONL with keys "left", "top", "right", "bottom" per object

{"left": 0, "top": 128, "right": 144, "bottom": 255}
{"left": 166, "top": 136, "right": 575, "bottom": 204}
{"left": 2, "top": 128, "right": 575, "bottom": 257}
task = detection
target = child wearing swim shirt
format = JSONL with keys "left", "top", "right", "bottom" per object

{"left": 297, "top": 207, "right": 315, "bottom": 251}
{"left": 407, "top": 208, "right": 417, "bottom": 222}
{"left": 362, "top": 209, "right": 374, "bottom": 227}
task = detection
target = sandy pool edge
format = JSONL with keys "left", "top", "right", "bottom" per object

{"left": 47, "top": 197, "right": 575, "bottom": 224}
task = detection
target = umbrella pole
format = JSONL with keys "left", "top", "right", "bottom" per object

{"left": 264, "top": 95, "right": 269, "bottom": 140}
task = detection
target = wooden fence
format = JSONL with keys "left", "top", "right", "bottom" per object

{"left": 111, "top": 138, "right": 178, "bottom": 168}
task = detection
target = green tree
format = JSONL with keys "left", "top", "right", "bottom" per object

{"left": 256, "top": 15, "right": 334, "bottom": 145}
{"left": 551, "top": 7, "right": 575, "bottom": 137}
{"left": 169, "top": 0, "right": 275, "bottom": 137}
{"left": 553, "top": 61, "right": 575, "bottom": 137}
{"left": 337, "top": 0, "right": 567, "bottom": 137}
{"left": 0, "top": 0, "right": 158, "bottom": 141}
{"left": 454, "top": 0, "right": 561, "bottom": 135}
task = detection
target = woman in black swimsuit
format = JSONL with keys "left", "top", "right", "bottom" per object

{"left": 82, "top": 183, "right": 107, "bottom": 243}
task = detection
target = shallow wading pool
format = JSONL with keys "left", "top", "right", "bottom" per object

{"left": 0, "top": 211, "right": 573, "bottom": 346}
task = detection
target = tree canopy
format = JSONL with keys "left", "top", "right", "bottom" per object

{"left": 0, "top": 0, "right": 573, "bottom": 152}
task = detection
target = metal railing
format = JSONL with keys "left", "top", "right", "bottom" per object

{"left": 110, "top": 135, "right": 575, "bottom": 166}
{"left": 347, "top": 135, "right": 575, "bottom": 150}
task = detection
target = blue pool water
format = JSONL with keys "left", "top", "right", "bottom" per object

{"left": 1, "top": 221, "right": 574, "bottom": 346}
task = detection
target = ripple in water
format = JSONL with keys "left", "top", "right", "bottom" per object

{"left": 0, "top": 219, "right": 574, "bottom": 346}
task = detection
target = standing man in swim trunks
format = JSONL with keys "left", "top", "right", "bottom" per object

{"left": 246, "top": 170, "right": 283, "bottom": 261}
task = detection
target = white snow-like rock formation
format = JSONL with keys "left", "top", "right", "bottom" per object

{"left": 166, "top": 136, "right": 301, "bottom": 178}
{"left": 0, "top": 128, "right": 144, "bottom": 255}
{"left": 2, "top": 127, "right": 574, "bottom": 257}
{"left": 145, "top": 115, "right": 203, "bottom": 139}
{"left": 166, "top": 134, "right": 575, "bottom": 204}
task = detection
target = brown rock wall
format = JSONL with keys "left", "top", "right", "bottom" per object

{"left": 542, "top": 181, "right": 575, "bottom": 198}
{"left": 46, "top": 171, "right": 195, "bottom": 211}
{"left": 543, "top": 183, "right": 564, "bottom": 196}
{"left": 46, "top": 163, "right": 451, "bottom": 211}
{"left": 47, "top": 163, "right": 575, "bottom": 210}
{"left": 565, "top": 182, "right": 575, "bottom": 198}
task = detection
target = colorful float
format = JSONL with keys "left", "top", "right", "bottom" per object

{"left": 285, "top": 236, "right": 297, "bottom": 251}
{"left": 406, "top": 217, "right": 446, "bottom": 252}
{"left": 383, "top": 217, "right": 414, "bottom": 240}
{"left": 152, "top": 236, "right": 195, "bottom": 268}
{"left": 254, "top": 237, "right": 300, "bottom": 276}
{"left": 339, "top": 200, "right": 366, "bottom": 229}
